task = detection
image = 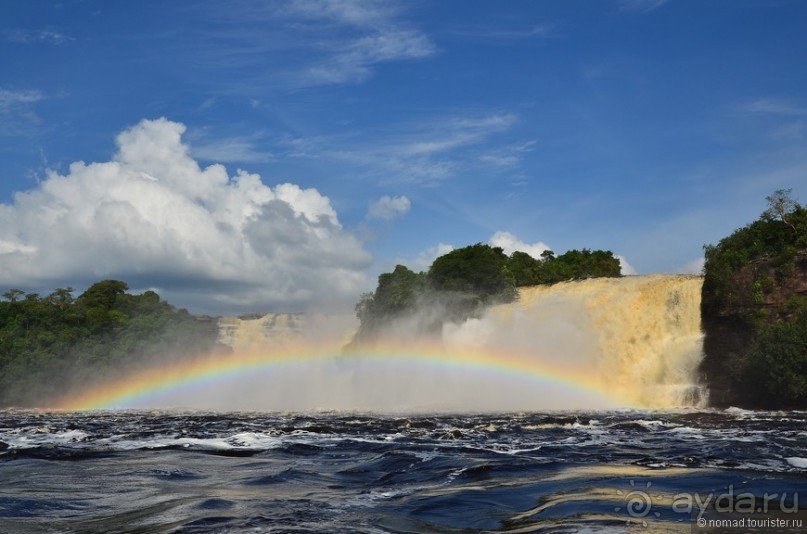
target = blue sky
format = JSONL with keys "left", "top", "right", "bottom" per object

{"left": 1, "top": 0, "right": 806, "bottom": 313}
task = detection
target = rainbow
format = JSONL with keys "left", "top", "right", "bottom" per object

{"left": 52, "top": 343, "right": 627, "bottom": 411}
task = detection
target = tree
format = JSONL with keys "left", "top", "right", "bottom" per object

{"left": 428, "top": 243, "right": 517, "bottom": 304}
{"left": 703, "top": 192, "right": 807, "bottom": 311}
{"left": 79, "top": 280, "right": 129, "bottom": 310}
{"left": 2, "top": 289, "right": 24, "bottom": 303}
{"left": 47, "top": 287, "right": 75, "bottom": 310}
{"left": 763, "top": 188, "right": 799, "bottom": 231}
{"left": 507, "top": 251, "right": 543, "bottom": 286}
{"left": 525, "top": 248, "right": 621, "bottom": 285}
{"left": 374, "top": 265, "right": 426, "bottom": 317}
{"left": 354, "top": 292, "right": 375, "bottom": 325}
{"left": 352, "top": 266, "right": 427, "bottom": 342}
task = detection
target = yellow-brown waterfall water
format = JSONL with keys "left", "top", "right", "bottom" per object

{"left": 443, "top": 274, "right": 706, "bottom": 408}
{"left": 214, "top": 274, "right": 706, "bottom": 410}
{"left": 218, "top": 314, "right": 307, "bottom": 351}
{"left": 218, "top": 313, "right": 358, "bottom": 352}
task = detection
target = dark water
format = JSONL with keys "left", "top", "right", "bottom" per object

{"left": 1, "top": 409, "right": 806, "bottom": 533}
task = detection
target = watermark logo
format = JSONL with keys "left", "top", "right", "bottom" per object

{"left": 614, "top": 480, "right": 802, "bottom": 528}
{"left": 614, "top": 480, "right": 661, "bottom": 526}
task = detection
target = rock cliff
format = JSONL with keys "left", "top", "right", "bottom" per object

{"left": 700, "top": 252, "right": 807, "bottom": 406}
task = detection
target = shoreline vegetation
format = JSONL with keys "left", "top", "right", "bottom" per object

{"left": 0, "top": 191, "right": 804, "bottom": 410}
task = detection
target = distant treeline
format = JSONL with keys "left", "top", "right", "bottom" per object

{"left": 0, "top": 280, "right": 223, "bottom": 407}
{"left": 352, "top": 243, "right": 621, "bottom": 344}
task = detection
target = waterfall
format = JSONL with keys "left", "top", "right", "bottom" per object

{"left": 444, "top": 274, "right": 707, "bottom": 408}
{"left": 212, "top": 275, "right": 707, "bottom": 411}
{"left": 219, "top": 314, "right": 307, "bottom": 350}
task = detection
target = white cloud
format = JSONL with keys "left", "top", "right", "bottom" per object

{"left": 367, "top": 195, "right": 411, "bottom": 220}
{"left": 173, "top": 1, "right": 433, "bottom": 91}
{"left": 0, "top": 88, "right": 44, "bottom": 136}
{"left": 311, "top": 112, "right": 520, "bottom": 185}
{"left": 404, "top": 242, "right": 455, "bottom": 272}
{"left": 489, "top": 231, "right": 550, "bottom": 259}
{"left": 280, "top": 0, "right": 400, "bottom": 27}
{"left": 305, "top": 29, "right": 435, "bottom": 85}
{"left": 616, "top": 255, "right": 638, "bottom": 275}
{"left": 0, "top": 89, "right": 44, "bottom": 109}
{"left": 741, "top": 98, "right": 807, "bottom": 117}
{"left": 674, "top": 257, "right": 705, "bottom": 275}
{"left": 2, "top": 29, "right": 73, "bottom": 44}
{"left": 277, "top": 0, "right": 435, "bottom": 86}
{"left": 478, "top": 140, "right": 535, "bottom": 167}
{"left": 398, "top": 114, "right": 518, "bottom": 157}
{"left": 454, "top": 24, "right": 556, "bottom": 41}
{"left": 189, "top": 134, "right": 274, "bottom": 163}
{"left": 0, "top": 118, "right": 372, "bottom": 313}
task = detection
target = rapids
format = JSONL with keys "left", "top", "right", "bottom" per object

{"left": 1, "top": 409, "right": 805, "bottom": 532}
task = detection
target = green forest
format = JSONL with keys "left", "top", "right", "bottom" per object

{"left": 352, "top": 243, "right": 621, "bottom": 344}
{"left": 0, "top": 280, "right": 223, "bottom": 407}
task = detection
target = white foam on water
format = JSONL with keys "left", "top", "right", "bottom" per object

{"left": 785, "top": 457, "right": 807, "bottom": 469}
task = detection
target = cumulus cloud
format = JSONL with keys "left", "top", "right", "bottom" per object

{"left": 0, "top": 118, "right": 372, "bottom": 313}
{"left": 367, "top": 195, "right": 411, "bottom": 220}
{"left": 488, "top": 231, "right": 550, "bottom": 259}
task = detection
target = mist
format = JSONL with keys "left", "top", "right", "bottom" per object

{"left": 113, "top": 275, "right": 705, "bottom": 413}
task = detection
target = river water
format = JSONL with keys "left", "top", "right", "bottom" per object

{"left": 1, "top": 409, "right": 806, "bottom": 533}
